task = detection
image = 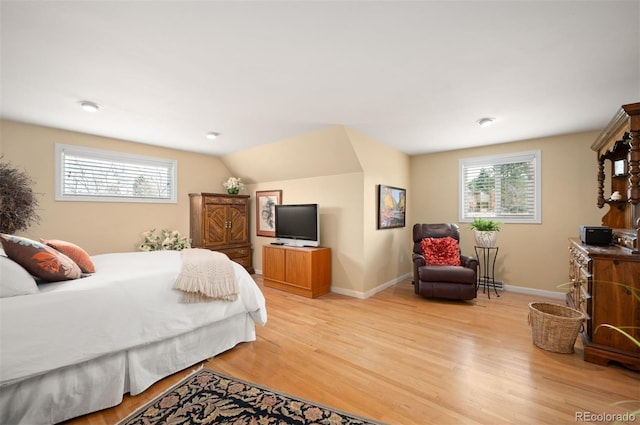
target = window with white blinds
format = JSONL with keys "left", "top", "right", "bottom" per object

{"left": 459, "top": 150, "right": 541, "bottom": 224}
{"left": 55, "top": 144, "right": 177, "bottom": 203}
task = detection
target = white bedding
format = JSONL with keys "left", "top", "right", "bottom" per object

{"left": 0, "top": 250, "right": 267, "bottom": 387}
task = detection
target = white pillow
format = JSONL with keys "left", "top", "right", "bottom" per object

{"left": 0, "top": 255, "right": 39, "bottom": 297}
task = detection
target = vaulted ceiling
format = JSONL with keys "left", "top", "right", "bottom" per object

{"left": 1, "top": 1, "right": 638, "bottom": 157}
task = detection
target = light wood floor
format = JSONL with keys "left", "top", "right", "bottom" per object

{"left": 68, "top": 276, "right": 639, "bottom": 425}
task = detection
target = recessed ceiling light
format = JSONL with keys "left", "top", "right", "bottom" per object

{"left": 205, "top": 132, "right": 220, "bottom": 140}
{"left": 79, "top": 101, "right": 100, "bottom": 112}
{"left": 477, "top": 117, "right": 496, "bottom": 127}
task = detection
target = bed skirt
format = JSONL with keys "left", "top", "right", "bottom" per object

{"left": 0, "top": 312, "right": 256, "bottom": 425}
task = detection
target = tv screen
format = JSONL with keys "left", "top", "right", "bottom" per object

{"left": 274, "top": 204, "right": 319, "bottom": 247}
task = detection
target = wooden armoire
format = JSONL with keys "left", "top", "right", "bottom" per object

{"left": 566, "top": 102, "right": 640, "bottom": 370}
{"left": 189, "top": 193, "right": 254, "bottom": 273}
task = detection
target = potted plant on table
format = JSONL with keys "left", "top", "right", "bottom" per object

{"left": 469, "top": 218, "right": 501, "bottom": 247}
{"left": 0, "top": 157, "right": 40, "bottom": 234}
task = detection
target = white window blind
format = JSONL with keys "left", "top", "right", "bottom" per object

{"left": 459, "top": 150, "right": 541, "bottom": 224}
{"left": 55, "top": 144, "right": 177, "bottom": 203}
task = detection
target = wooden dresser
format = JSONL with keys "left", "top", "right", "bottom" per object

{"left": 567, "top": 238, "right": 639, "bottom": 370}
{"left": 262, "top": 245, "right": 331, "bottom": 298}
{"left": 566, "top": 102, "right": 640, "bottom": 370}
{"left": 189, "top": 193, "right": 254, "bottom": 273}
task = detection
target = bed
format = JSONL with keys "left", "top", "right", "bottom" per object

{"left": 0, "top": 248, "right": 267, "bottom": 425}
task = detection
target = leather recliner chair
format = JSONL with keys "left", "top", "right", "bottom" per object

{"left": 412, "top": 223, "right": 478, "bottom": 300}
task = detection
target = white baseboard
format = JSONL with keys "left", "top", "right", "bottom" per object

{"left": 331, "top": 273, "right": 412, "bottom": 299}
{"left": 502, "top": 284, "right": 566, "bottom": 300}
{"left": 333, "top": 279, "right": 567, "bottom": 300}
{"left": 254, "top": 269, "right": 566, "bottom": 301}
{"left": 255, "top": 269, "right": 412, "bottom": 300}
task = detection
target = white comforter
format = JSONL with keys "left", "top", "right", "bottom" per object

{"left": 0, "top": 250, "right": 267, "bottom": 387}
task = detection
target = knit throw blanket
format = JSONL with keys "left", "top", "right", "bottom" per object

{"left": 174, "top": 248, "right": 238, "bottom": 302}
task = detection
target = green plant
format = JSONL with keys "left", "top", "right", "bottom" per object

{"left": 596, "top": 317, "right": 640, "bottom": 423}
{"left": 468, "top": 217, "right": 502, "bottom": 231}
{"left": 559, "top": 280, "right": 639, "bottom": 423}
{"left": 0, "top": 156, "right": 40, "bottom": 234}
{"left": 593, "top": 281, "right": 640, "bottom": 347}
{"left": 558, "top": 281, "right": 640, "bottom": 348}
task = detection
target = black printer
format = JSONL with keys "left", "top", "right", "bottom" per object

{"left": 579, "top": 226, "right": 612, "bottom": 246}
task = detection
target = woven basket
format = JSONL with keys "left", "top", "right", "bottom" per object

{"left": 528, "top": 302, "right": 585, "bottom": 354}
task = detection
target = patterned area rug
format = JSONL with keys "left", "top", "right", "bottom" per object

{"left": 118, "top": 368, "right": 387, "bottom": 425}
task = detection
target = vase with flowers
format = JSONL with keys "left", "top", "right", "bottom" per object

{"left": 139, "top": 229, "right": 191, "bottom": 251}
{"left": 223, "top": 177, "right": 244, "bottom": 195}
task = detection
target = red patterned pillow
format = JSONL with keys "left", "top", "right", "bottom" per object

{"left": 420, "top": 237, "right": 461, "bottom": 266}
{"left": 41, "top": 239, "right": 95, "bottom": 273}
{"left": 0, "top": 234, "right": 82, "bottom": 282}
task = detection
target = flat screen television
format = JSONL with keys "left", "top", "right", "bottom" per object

{"left": 274, "top": 203, "right": 320, "bottom": 247}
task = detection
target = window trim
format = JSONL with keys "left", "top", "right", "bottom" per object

{"left": 55, "top": 143, "right": 178, "bottom": 203}
{"left": 458, "top": 150, "right": 541, "bottom": 224}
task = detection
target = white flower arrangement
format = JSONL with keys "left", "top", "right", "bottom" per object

{"left": 139, "top": 229, "right": 191, "bottom": 251}
{"left": 223, "top": 177, "right": 245, "bottom": 194}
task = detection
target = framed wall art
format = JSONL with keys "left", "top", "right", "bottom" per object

{"left": 256, "top": 190, "right": 282, "bottom": 237}
{"left": 378, "top": 184, "right": 406, "bottom": 229}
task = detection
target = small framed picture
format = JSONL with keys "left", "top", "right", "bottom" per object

{"left": 256, "top": 190, "right": 282, "bottom": 237}
{"left": 614, "top": 159, "right": 626, "bottom": 176}
{"left": 377, "top": 184, "right": 406, "bottom": 229}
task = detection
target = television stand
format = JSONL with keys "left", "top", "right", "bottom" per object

{"left": 262, "top": 245, "right": 331, "bottom": 298}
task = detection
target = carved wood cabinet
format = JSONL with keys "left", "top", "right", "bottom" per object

{"left": 567, "top": 238, "right": 640, "bottom": 370}
{"left": 566, "top": 102, "right": 640, "bottom": 370}
{"left": 593, "top": 102, "right": 640, "bottom": 249}
{"left": 189, "top": 193, "right": 253, "bottom": 273}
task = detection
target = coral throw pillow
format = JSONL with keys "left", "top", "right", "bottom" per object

{"left": 0, "top": 234, "right": 82, "bottom": 282}
{"left": 420, "top": 236, "right": 461, "bottom": 266}
{"left": 41, "top": 239, "right": 95, "bottom": 273}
